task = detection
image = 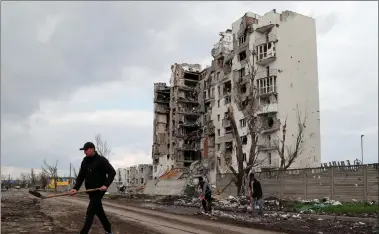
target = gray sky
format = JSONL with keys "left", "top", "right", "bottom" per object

{"left": 1, "top": 1, "right": 378, "bottom": 178}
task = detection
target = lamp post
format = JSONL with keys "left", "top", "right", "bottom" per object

{"left": 360, "top": 134, "right": 364, "bottom": 164}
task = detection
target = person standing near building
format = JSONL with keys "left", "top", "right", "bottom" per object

{"left": 69, "top": 142, "right": 116, "bottom": 234}
{"left": 248, "top": 173, "right": 264, "bottom": 215}
{"left": 198, "top": 176, "right": 212, "bottom": 213}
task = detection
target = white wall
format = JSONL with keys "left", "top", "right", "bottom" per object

{"left": 216, "top": 10, "right": 321, "bottom": 171}
{"left": 274, "top": 11, "right": 321, "bottom": 168}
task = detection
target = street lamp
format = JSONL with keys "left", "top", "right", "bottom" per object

{"left": 360, "top": 134, "right": 364, "bottom": 164}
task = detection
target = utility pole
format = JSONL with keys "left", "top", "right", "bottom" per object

{"left": 69, "top": 163, "right": 71, "bottom": 189}
{"left": 361, "top": 134, "right": 364, "bottom": 164}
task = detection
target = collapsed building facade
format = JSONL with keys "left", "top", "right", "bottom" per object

{"left": 152, "top": 10, "right": 321, "bottom": 182}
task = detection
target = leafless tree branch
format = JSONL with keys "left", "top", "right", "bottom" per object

{"left": 42, "top": 159, "right": 59, "bottom": 192}
{"left": 274, "top": 106, "right": 307, "bottom": 170}
{"left": 228, "top": 48, "right": 266, "bottom": 195}
{"left": 95, "top": 133, "right": 111, "bottom": 159}
{"left": 39, "top": 172, "right": 49, "bottom": 191}
{"left": 29, "top": 168, "right": 38, "bottom": 186}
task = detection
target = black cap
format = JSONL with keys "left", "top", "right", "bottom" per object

{"left": 79, "top": 142, "right": 95, "bottom": 150}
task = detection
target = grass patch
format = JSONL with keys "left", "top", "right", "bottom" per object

{"left": 295, "top": 202, "right": 379, "bottom": 214}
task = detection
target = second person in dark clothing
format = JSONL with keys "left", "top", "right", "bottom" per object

{"left": 69, "top": 142, "right": 116, "bottom": 234}
{"left": 249, "top": 173, "right": 264, "bottom": 215}
{"left": 198, "top": 176, "right": 212, "bottom": 213}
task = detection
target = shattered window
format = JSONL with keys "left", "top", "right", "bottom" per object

{"left": 238, "top": 50, "right": 247, "bottom": 61}
{"left": 238, "top": 35, "right": 246, "bottom": 45}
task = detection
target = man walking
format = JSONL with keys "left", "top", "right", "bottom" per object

{"left": 248, "top": 173, "right": 264, "bottom": 215}
{"left": 198, "top": 176, "right": 212, "bottom": 213}
{"left": 69, "top": 142, "right": 116, "bottom": 234}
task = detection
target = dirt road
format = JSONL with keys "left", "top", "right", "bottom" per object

{"left": 1, "top": 190, "right": 281, "bottom": 234}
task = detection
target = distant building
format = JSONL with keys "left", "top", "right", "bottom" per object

{"left": 117, "top": 164, "right": 153, "bottom": 187}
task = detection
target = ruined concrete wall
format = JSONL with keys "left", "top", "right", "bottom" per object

{"left": 137, "top": 164, "right": 153, "bottom": 185}
{"left": 216, "top": 165, "right": 379, "bottom": 202}
{"left": 153, "top": 82, "right": 172, "bottom": 177}
{"left": 169, "top": 63, "right": 202, "bottom": 169}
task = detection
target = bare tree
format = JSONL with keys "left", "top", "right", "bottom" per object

{"left": 95, "top": 133, "right": 111, "bottom": 159}
{"left": 226, "top": 50, "right": 266, "bottom": 195}
{"left": 42, "top": 159, "right": 59, "bottom": 192}
{"left": 20, "top": 173, "right": 28, "bottom": 188}
{"left": 29, "top": 168, "right": 38, "bottom": 186}
{"left": 1, "top": 174, "right": 9, "bottom": 189}
{"left": 274, "top": 106, "right": 307, "bottom": 170}
{"left": 39, "top": 172, "right": 49, "bottom": 190}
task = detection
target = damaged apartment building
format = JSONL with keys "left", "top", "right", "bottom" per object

{"left": 152, "top": 9, "right": 321, "bottom": 179}
{"left": 152, "top": 64, "right": 203, "bottom": 179}
{"left": 116, "top": 164, "right": 153, "bottom": 187}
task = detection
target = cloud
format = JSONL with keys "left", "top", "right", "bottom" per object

{"left": 1, "top": 1, "right": 378, "bottom": 179}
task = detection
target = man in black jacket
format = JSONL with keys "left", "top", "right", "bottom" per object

{"left": 248, "top": 173, "right": 264, "bottom": 215}
{"left": 69, "top": 142, "right": 116, "bottom": 234}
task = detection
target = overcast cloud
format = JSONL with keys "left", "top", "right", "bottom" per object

{"left": 1, "top": 1, "right": 378, "bottom": 178}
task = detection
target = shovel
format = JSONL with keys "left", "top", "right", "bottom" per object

{"left": 29, "top": 188, "right": 101, "bottom": 199}
{"left": 249, "top": 189, "right": 254, "bottom": 213}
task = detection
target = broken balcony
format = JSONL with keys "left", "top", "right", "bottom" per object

{"left": 154, "top": 93, "right": 170, "bottom": 104}
{"left": 183, "top": 71, "right": 200, "bottom": 81}
{"left": 256, "top": 42, "right": 276, "bottom": 65}
{"left": 222, "top": 118, "right": 231, "bottom": 128}
{"left": 179, "top": 141, "right": 199, "bottom": 151}
{"left": 211, "top": 43, "right": 231, "bottom": 58}
{"left": 178, "top": 117, "right": 199, "bottom": 127}
{"left": 256, "top": 68, "right": 278, "bottom": 80}
{"left": 175, "top": 129, "right": 202, "bottom": 140}
{"left": 177, "top": 96, "right": 198, "bottom": 104}
{"left": 156, "top": 87, "right": 170, "bottom": 94}
{"left": 256, "top": 103, "right": 278, "bottom": 115}
{"left": 154, "top": 105, "right": 169, "bottom": 114}
{"left": 255, "top": 23, "right": 275, "bottom": 34}
{"left": 178, "top": 84, "right": 196, "bottom": 92}
{"left": 178, "top": 107, "right": 201, "bottom": 116}
{"left": 255, "top": 32, "right": 277, "bottom": 46}
{"left": 258, "top": 141, "right": 276, "bottom": 151}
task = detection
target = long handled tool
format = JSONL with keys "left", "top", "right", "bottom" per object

{"left": 249, "top": 189, "right": 254, "bottom": 213}
{"left": 29, "top": 188, "right": 101, "bottom": 199}
{"left": 198, "top": 192, "right": 210, "bottom": 213}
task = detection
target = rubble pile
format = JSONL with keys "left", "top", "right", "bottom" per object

{"left": 151, "top": 194, "right": 378, "bottom": 219}
{"left": 171, "top": 195, "right": 280, "bottom": 212}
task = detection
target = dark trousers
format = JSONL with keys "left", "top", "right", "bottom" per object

{"left": 80, "top": 191, "right": 111, "bottom": 234}
{"left": 202, "top": 194, "right": 212, "bottom": 213}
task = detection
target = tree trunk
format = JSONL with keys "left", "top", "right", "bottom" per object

{"left": 227, "top": 105, "right": 245, "bottom": 196}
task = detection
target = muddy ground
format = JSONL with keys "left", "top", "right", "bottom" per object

{"left": 1, "top": 190, "right": 378, "bottom": 234}
{"left": 100, "top": 194, "right": 379, "bottom": 234}
{"left": 1, "top": 190, "right": 160, "bottom": 234}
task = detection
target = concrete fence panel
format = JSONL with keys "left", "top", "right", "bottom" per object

{"left": 215, "top": 164, "right": 379, "bottom": 202}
